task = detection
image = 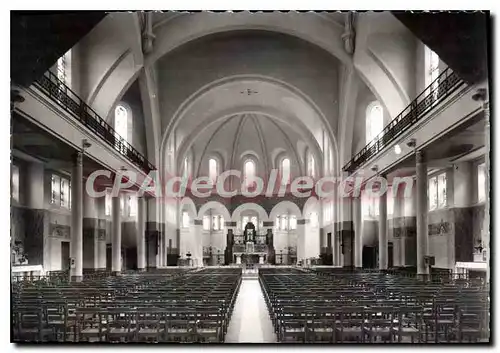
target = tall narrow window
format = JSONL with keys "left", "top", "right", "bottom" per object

{"left": 220, "top": 216, "right": 225, "bottom": 231}
{"left": 307, "top": 152, "right": 315, "bottom": 178}
{"left": 114, "top": 105, "right": 128, "bottom": 152}
{"left": 281, "top": 158, "right": 290, "bottom": 186}
{"left": 203, "top": 216, "right": 210, "bottom": 230}
{"left": 60, "top": 178, "right": 68, "bottom": 208}
{"left": 212, "top": 215, "right": 219, "bottom": 230}
{"left": 280, "top": 215, "right": 288, "bottom": 230}
{"left": 366, "top": 102, "right": 384, "bottom": 143}
{"left": 478, "top": 163, "right": 486, "bottom": 203}
{"left": 11, "top": 165, "right": 19, "bottom": 203}
{"left": 250, "top": 216, "right": 258, "bottom": 229}
{"left": 182, "top": 211, "right": 190, "bottom": 228}
{"left": 105, "top": 193, "right": 112, "bottom": 216}
{"left": 426, "top": 47, "right": 440, "bottom": 101}
{"left": 129, "top": 195, "right": 137, "bottom": 217}
{"left": 51, "top": 175, "right": 59, "bottom": 204}
{"left": 437, "top": 173, "right": 447, "bottom": 208}
{"left": 183, "top": 157, "right": 189, "bottom": 180}
{"left": 244, "top": 159, "right": 256, "bottom": 188}
{"left": 428, "top": 172, "right": 446, "bottom": 210}
{"left": 290, "top": 215, "right": 297, "bottom": 230}
{"left": 56, "top": 55, "right": 66, "bottom": 84}
{"left": 242, "top": 216, "right": 249, "bottom": 228}
{"left": 209, "top": 158, "right": 218, "bottom": 184}
{"left": 428, "top": 176, "right": 438, "bottom": 211}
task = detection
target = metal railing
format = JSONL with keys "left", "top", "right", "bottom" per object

{"left": 343, "top": 67, "right": 466, "bottom": 173}
{"left": 32, "top": 70, "right": 156, "bottom": 174}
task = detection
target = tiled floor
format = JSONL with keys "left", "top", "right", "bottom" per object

{"left": 225, "top": 279, "right": 277, "bottom": 343}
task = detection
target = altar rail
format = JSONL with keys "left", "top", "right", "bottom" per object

{"left": 233, "top": 244, "right": 268, "bottom": 254}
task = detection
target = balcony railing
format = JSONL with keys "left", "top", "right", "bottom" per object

{"left": 343, "top": 67, "right": 466, "bottom": 174}
{"left": 32, "top": 70, "right": 156, "bottom": 174}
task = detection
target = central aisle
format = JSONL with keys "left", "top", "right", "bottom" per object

{"left": 225, "top": 278, "right": 277, "bottom": 343}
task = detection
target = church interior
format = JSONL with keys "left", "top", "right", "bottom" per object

{"left": 10, "top": 11, "right": 490, "bottom": 343}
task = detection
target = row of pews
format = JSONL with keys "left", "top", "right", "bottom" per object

{"left": 12, "top": 268, "right": 242, "bottom": 343}
{"left": 260, "top": 267, "right": 489, "bottom": 343}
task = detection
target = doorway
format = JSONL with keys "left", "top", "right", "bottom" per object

{"left": 362, "top": 246, "right": 377, "bottom": 269}
{"left": 61, "top": 241, "right": 70, "bottom": 271}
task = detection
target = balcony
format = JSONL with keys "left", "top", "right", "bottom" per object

{"left": 32, "top": 71, "right": 156, "bottom": 174}
{"left": 343, "top": 67, "right": 466, "bottom": 174}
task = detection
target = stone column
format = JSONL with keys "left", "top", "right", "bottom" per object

{"left": 236, "top": 254, "right": 241, "bottom": 265}
{"left": 24, "top": 162, "right": 45, "bottom": 268}
{"left": 416, "top": 150, "right": 429, "bottom": 277}
{"left": 296, "top": 220, "right": 307, "bottom": 264}
{"left": 392, "top": 188, "right": 404, "bottom": 268}
{"left": 70, "top": 152, "right": 83, "bottom": 281}
{"left": 193, "top": 219, "right": 203, "bottom": 267}
{"left": 378, "top": 176, "right": 388, "bottom": 270}
{"left": 353, "top": 196, "right": 363, "bottom": 268}
{"left": 483, "top": 101, "right": 490, "bottom": 283}
{"left": 136, "top": 196, "right": 146, "bottom": 271}
{"left": 96, "top": 195, "right": 107, "bottom": 270}
{"left": 83, "top": 190, "right": 98, "bottom": 271}
{"left": 403, "top": 183, "right": 417, "bottom": 267}
{"left": 111, "top": 195, "right": 122, "bottom": 275}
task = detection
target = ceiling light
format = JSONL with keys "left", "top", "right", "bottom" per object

{"left": 394, "top": 144, "right": 402, "bottom": 155}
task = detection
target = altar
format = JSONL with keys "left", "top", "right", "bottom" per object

{"left": 231, "top": 222, "right": 272, "bottom": 266}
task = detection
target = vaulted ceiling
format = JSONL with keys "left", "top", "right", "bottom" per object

{"left": 191, "top": 113, "right": 308, "bottom": 178}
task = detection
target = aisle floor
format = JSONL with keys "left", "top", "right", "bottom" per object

{"left": 225, "top": 279, "right": 277, "bottom": 343}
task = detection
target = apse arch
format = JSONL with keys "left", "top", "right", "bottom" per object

{"left": 232, "top": 203, "right": 269, "bottom": 223}
{"left": 164, "top": 74, "right": 337, "bottom": 179}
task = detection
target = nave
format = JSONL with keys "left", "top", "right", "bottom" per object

{"left": 12, "top": 267, "right": 489, "bottom": 344}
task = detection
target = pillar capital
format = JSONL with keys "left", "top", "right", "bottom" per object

{"left": 416, "top": 150, "right": 425, "bottom": 164}
{"left": 73, "top": 151, "right": 83, "bottom": 166}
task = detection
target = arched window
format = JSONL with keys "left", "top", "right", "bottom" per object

{"left": 426, "top": 46, "right": 440, "bottom": 85}
{"left": 183, "top": 157, "right": 189, "bottom": 180}
{"left": 307, "top": 151, "right": 315, "bottom": 178}
{"left": 129, "top": 195, "right": 137, "bottom": 217}
{"left": 366, "top": 102, "right": 384, "bottom": 143}
{"left": 11, "top": 165, "right": 19, "bottom": 203}
{"left": 244, "top": 159, "right": 256, "bottom": 188}
{"left": 209, "top": 158, "right": 218, "bottom": 184}
{"left": 478, "top": 163, "right": 486, "bottom": 203}
{"left": 56, "top": 56, "right": 67, "bottom": 84}
{"left": 203, "top": 215, "right": 210, "bottom": 230}
{"left": 182, "top": 211, "right": 190, "bottom": 228}
{"left": 105, "top": 193, "right": 112, "bottom": 216}
{"left": 281, "top": 158, "right": 291, "bottom": 186}
{"left": 114, "top": 105, "right": 130, "bottom": 151}
{"left": 426, "top": 46, "right": 440, "bottom": 101}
